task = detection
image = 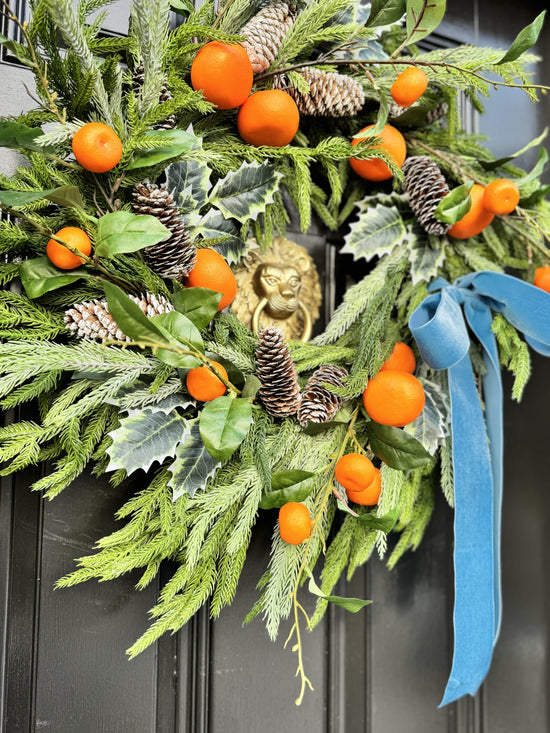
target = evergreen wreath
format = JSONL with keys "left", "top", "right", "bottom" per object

{"left": 0, "top": 0, "right": 549, "bottom": 707}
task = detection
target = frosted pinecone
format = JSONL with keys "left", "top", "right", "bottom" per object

{"left": 284, "top": 67, "right": 365, "bottom": 117}
{"left": 132, "top": 181, "right": 197, "bottom": 280}
{"left": 256, "top": 328, "right": 301, "bottom": 418}
{"left": 132, "top": 63, "right": 176, "bottom": 130}
{"left": 297, "top": 364, "right": 348, "bottom": 427}
{"left": 402, "top": 156, "right": 452, "bottom": 236}
{"left": 426, "top": 101, "right": 449, "bottom": 125}
{"left": 64, "top": 293, "right": 173, "bottom": 342}
{"left": 240, "top": 1, "right": 297, "bottom": 74}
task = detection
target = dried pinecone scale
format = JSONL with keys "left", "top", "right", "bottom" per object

{"left": 255, "top": 328, "right": 301, "bottom": 418}
{"left": 402, "top": 156, "right": 452, "bottom": 236}
{"left": 297, "top": 364, "right": 348, "bottom": 427}
{"left": 284, "top": 67, "right": 365, "bottom": 117}
{"left": 240, "top": 1, "right": 297, "bottom": 73}
{"left": 132, "top": 63, "right": 176, "bottom": 130}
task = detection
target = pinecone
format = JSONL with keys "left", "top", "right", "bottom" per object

{"left": 255, "top": 328, "right": 301, "bottom": 418}
{"left": 297, "top": 364, "right": 348, "bottom": 427}
{"left": 285, "top": 67, "right": 365, "bottom": 117}
{"left": 426, "top": 101, "right": 449, "bottom": 125}
{"left": 402, "top": 156, "right": 452, "bottom": 236}
{"left": 132, "top": 181, "right": 197, "bottom": 280}
{"left": 240, "top": 2, "right": 297, "bottom": 74}
{"left": 64, "top": 293, "right": 173, "bottom": 341}
{"left": 132, "top": 63, "right": 176, "bottom": 130}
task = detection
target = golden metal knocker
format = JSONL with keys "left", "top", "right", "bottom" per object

{"left": 252, "top": 298, "right": 313, "bottom": 342}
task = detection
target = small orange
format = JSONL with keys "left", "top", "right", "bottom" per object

{"left": 482, "top": 179, "right": 520, "bottom": 215}
{"left": 72, "top": 122, "right": 123, "bottom": 173}
{"left": 448, "top": 183, "right": 494, "bottom": 240}
{"left": 278, "top": 502, "right": 313, "bottom": 545}
{"left": 191, "top": 41, "right": 253, "bottom": 109}
{"left": 533, "top": 266, "right": 550, "bottom": 293}
{"left": 380, "top": 342, "right": 416, "bottom": 373}
{"left": 335, "top": 453, "right": 376, "bottom": 493}
{"left": 185, "top": 249, "right": 237, "bottom": 311}
{"left": 237, "top": 90, "right": 300, "bottom": 147}
{"left": 346, "top": 468, "right": 382, "bottom": 506}
{"left": 350, "top": 124, "right": 407, "bottom": 182}
{"left": 46, "top": 226, "right": 92, "bottom": 269}
{"left": 186, "top": 360, "right": 228, "bottom": 401}
{"left": 391, "top": 67, "right": 429, "bottom": 108}
{"left": 363, "top": 371, "right": 425, "bottom": 428}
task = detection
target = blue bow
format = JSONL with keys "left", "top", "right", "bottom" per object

{"left": 408, "top": 271, "right": 550, "bottom": 706}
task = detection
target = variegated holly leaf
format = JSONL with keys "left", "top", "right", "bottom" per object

{"left": 408, "top": 229, "right": 447, "bottom": 285}
{"left": 166, "top": 158, "right": 212, "bottom": 212}
{"left": 208, "top": 162, "right": 283, "bottom": 224}
{"left": 168, "top": 419, "right": 220, "bottom": 501}
{"left": 106, "top": 409, "right": 190, "bottom": 474}
{"left": 196, "top": 209, "right": 251, "bottom": 264}
{"left": 405, "top": 379, "right": 450, "bottom": 455}
{"left": 341, "top": 202, "right": 407, "bottom": 262}
{"left": 125, "top": 394, "right": 195, "bottom": 417}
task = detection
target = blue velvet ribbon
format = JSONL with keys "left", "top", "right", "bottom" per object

{"left": 408, "top": 271, "right": 550, "bottom": 706}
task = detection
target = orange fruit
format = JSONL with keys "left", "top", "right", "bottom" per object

{"left": 390, "top": 67, "right": 429, "bottom": 108}
{"left": 482, "top": 178, "right": 520, "bottom": 215}
{"left": 278, "top": 502, "right": 312, "bottom": 545}
{"left": 346, "top": 468, "right": 382, "bottom": 506}
{"left": 46, "top": 226, "right": 92, "bottom": 269}
{"left": 186, "top": 360, "right": 228, "bottom": 401}
{"left": 350, "top": 124, "right": 407, "bottom": 182}
{"left": 448, "top": 183, "right": 494, "bottom": 240}
{"left": 380, "top": 342, "right": 416, "bottom": 373}
{"left": 362, "top": 371, "right": 425, "bottom": 428}
{"left": 237, "top": 90, "right": 300, "bottom": 147}
{"left": 335, "top": 453, "right": 376, "bottom": 493}
{"left": 72, "top": 122, "right": 123, "bottom": 173}
{"left": 534, "top": 266, "right": 550, "bottom": 293}
{"left": 191, "top": 41, "right": 253, "bottom": 110}
{"left": 185, "top": 249, "right": 237, "bottom": 311}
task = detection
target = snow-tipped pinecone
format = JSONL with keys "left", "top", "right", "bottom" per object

{"left": 64, "top": 293, "right": 173, "bottom": 342}
{"left": 132, "top": 181, "right": 197, "bottom": 280}
{"left": 240, "top": 1, "right": 297, "bottom": 74}
{"left": 256, "top": 328, "right": 301, "bottom": 418}
{"left": 297, "top": 364, "right": 348, "bottom": 427}
{"left": 402, "top": 156, "right": 452, "bottom": 236}
{"left": 426, "top": 101, "right": 449, "bottom": 125}
{"left": 284, "top": 67, "right": 365, "bottom": 117}
{"left": 132, "top": 63, "right": 176, "bottom": 130}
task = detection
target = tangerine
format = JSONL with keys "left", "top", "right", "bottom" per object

{"left": 346, "top": 468, "right": 382, "bottom": 506}
{"left": 278, "top": 502, "right": 312, "bottom": 545}
{"left": 362, "top": 371, "right": 425, "bottom": 428}
{"left": 185, "top": 249, "right": 237, "bottom": 311}
{"left": 533, "top": 266, "right": 550, "bottom": 293}
{"left": 46, "top": 226, "right": 92, "bottom": 270}
{"left": 190, "top": 41, "right": 253, "bottom": 110}
{"left": 72, "top": 122, "right": 123, "bottom": 173}
{"left": 335, "top": 453, "right": 376, "bottom": 494}
{"left": 380, "top": 342, "right": 416, "bottom": 373}
{"left": 390, "top": 67, "right": 429, "bottom": 108}
{"left": 350, "top": 124, "right": 407, "bottom": 182}
{"left": 482, "top": 178, "right": 520, "bottom": 215}
{"left": 237, "top": 90, "right": 300, "bottom": 147}
{"left": 186, "top": 360, "right": 228, "bottom": 402}
{"left": 448, "top": 183, "right": 494, "bottom": 240}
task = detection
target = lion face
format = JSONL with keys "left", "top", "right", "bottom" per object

{"left": 253, "top": 263, "right": 302, "bottom": 318}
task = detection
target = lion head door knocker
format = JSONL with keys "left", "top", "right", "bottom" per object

{"left": 231, "top": 236, "right": 322, "bottom": 342}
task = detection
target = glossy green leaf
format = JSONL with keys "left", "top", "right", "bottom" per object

{"left": 19, "top": 256, "right": 90, "bottom": 298}
{"left": 241, "top": 374, "right": 261, "bottom": 400}
{"left": 356, "top": 507, "right": 400, "bottom": 532}
{"left": 0, "top": 185, "right": 83, "bottom": 209}
{"left": 0, "top": 119, "right": 53, "bottom": 153}
{"left": 307, "top": 573, "right": 372, "bottom": 612}
{"left": 341, "top": 202, "right": 407, "bottom": 262}
{"left": 150, "top": 311, "right": 204, "bottom": 368}
{"left": 518, "top": 147, "right": 548, "bottom": 189}
{"left": 259, "top": 470, "right": 315, "bottom": 510}
{"left": 126, "top": 129, "right": 199, "bottom": 170}
{"left": 169, "top": 419, "right": 220, "bottom": 500}
{"left": 0, "top": 33, "right": 33, "bottom": 66}
{"left": 208, "top": 162, "right": 284, "bottom": 224}
{"left": 405, "top": 0, "right": 446, "bottom": 46}
{"left": 433, "top": 180, "right": 473, "bottom": 225}
{"left": 199, "top": 396, "right": 253, "bottom": 461}
{"left": 496, "top": 10, "right": 546, "bottom": 65}
{"left": 367, "top": 0, "right": 406, "bottom": 27}
{"left": 171, "top": 287, "right": 222, "bottom": 330}
{"left": 366, "top": 421, "right": 432, "bottom": 469}
{"left": 95, "top": 211, "right": 170, "bottom": 257}
{"left": 480, "top": 128, "right": 548, "bottom": 171}
{"left": 102, "top": 281, "right": 173, "bottom": 346}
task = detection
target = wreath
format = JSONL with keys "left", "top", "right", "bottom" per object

{"left": 0, "top": 0, "right": 549, "bottom": 707}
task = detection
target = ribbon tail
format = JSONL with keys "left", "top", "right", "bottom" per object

{"left": 440, "top": 355, "right": 495, "bottom": 706}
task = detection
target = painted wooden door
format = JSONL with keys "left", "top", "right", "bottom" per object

{"left": 1, "top": 1, "right": 549, "bottom": 731}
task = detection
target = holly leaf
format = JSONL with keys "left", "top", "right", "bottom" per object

{"left": 408, "top": 229, "right": 446, "bottom": 285}
{"left": 125, "top": 394, "right": 194, "bottom": 416}
{"left": 199, "top": 396, "right": 253, "bottom": 461}
{"left": 150, "top": 311, "right": 204, "bottom": 368}
{"left": 366, "top": 421, "right": 432, "bottom": 469}
{"left": 341, "top": 202, "right": 407, "bottom": 262}
{"left": 168, "top": 419, "right": 221, "bottom": 500}
{"left": 0, "top": 185, "right": 84, "bottom": 209}
{"left": 171, "top": 287, "right": 222, "bottom": 330}
{"left": 95, "top": 211, "right": 170, "bottom": 257}
{"left": 166, "top": 158, "right": 212, "bottom": 212}
{"left": 405, "top": 378, "right": 450, "bottom": 455}
{"left": 106, "top": 410, "right": 190, "bottom": 474}
{"left": 126, "top": 128, "right": 200, "bottom": 170}
{"left": 307, "top": 573, "right": 372, "bottom": 613}
{"left": 433, "top": 181, "right": 474, "bottom": 225}
{"left": 405, "top": 0, "right": 446, "bottom": 46}
{"left": 102, "top": 281, "right": 174, "bottom": 346}
{"left": 19, "top": 256, "right": 91, "bottom": 298}
{"left": 196, "top": 209, "right": 248, "bottom": 264}
{"left": 366, "top": 0, "right": 406, "bottom": 27}
{"left": 496, "top": 10, "right": 546, "bottom": 65}
{"left": 259, "top": 470, "right": 315, "bottom": 510}
{"left": 0, "top": 119, "right": 54, "bottom": 153}
{"left": 208, "top": 162, "right": 283, "bottom": 224}
{"left": 356, "top": 507, "right": 400, "bottom": 532}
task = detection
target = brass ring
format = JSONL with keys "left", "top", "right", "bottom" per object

{"left": 252, "top": 298, "right": 313, "bottom": 342}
